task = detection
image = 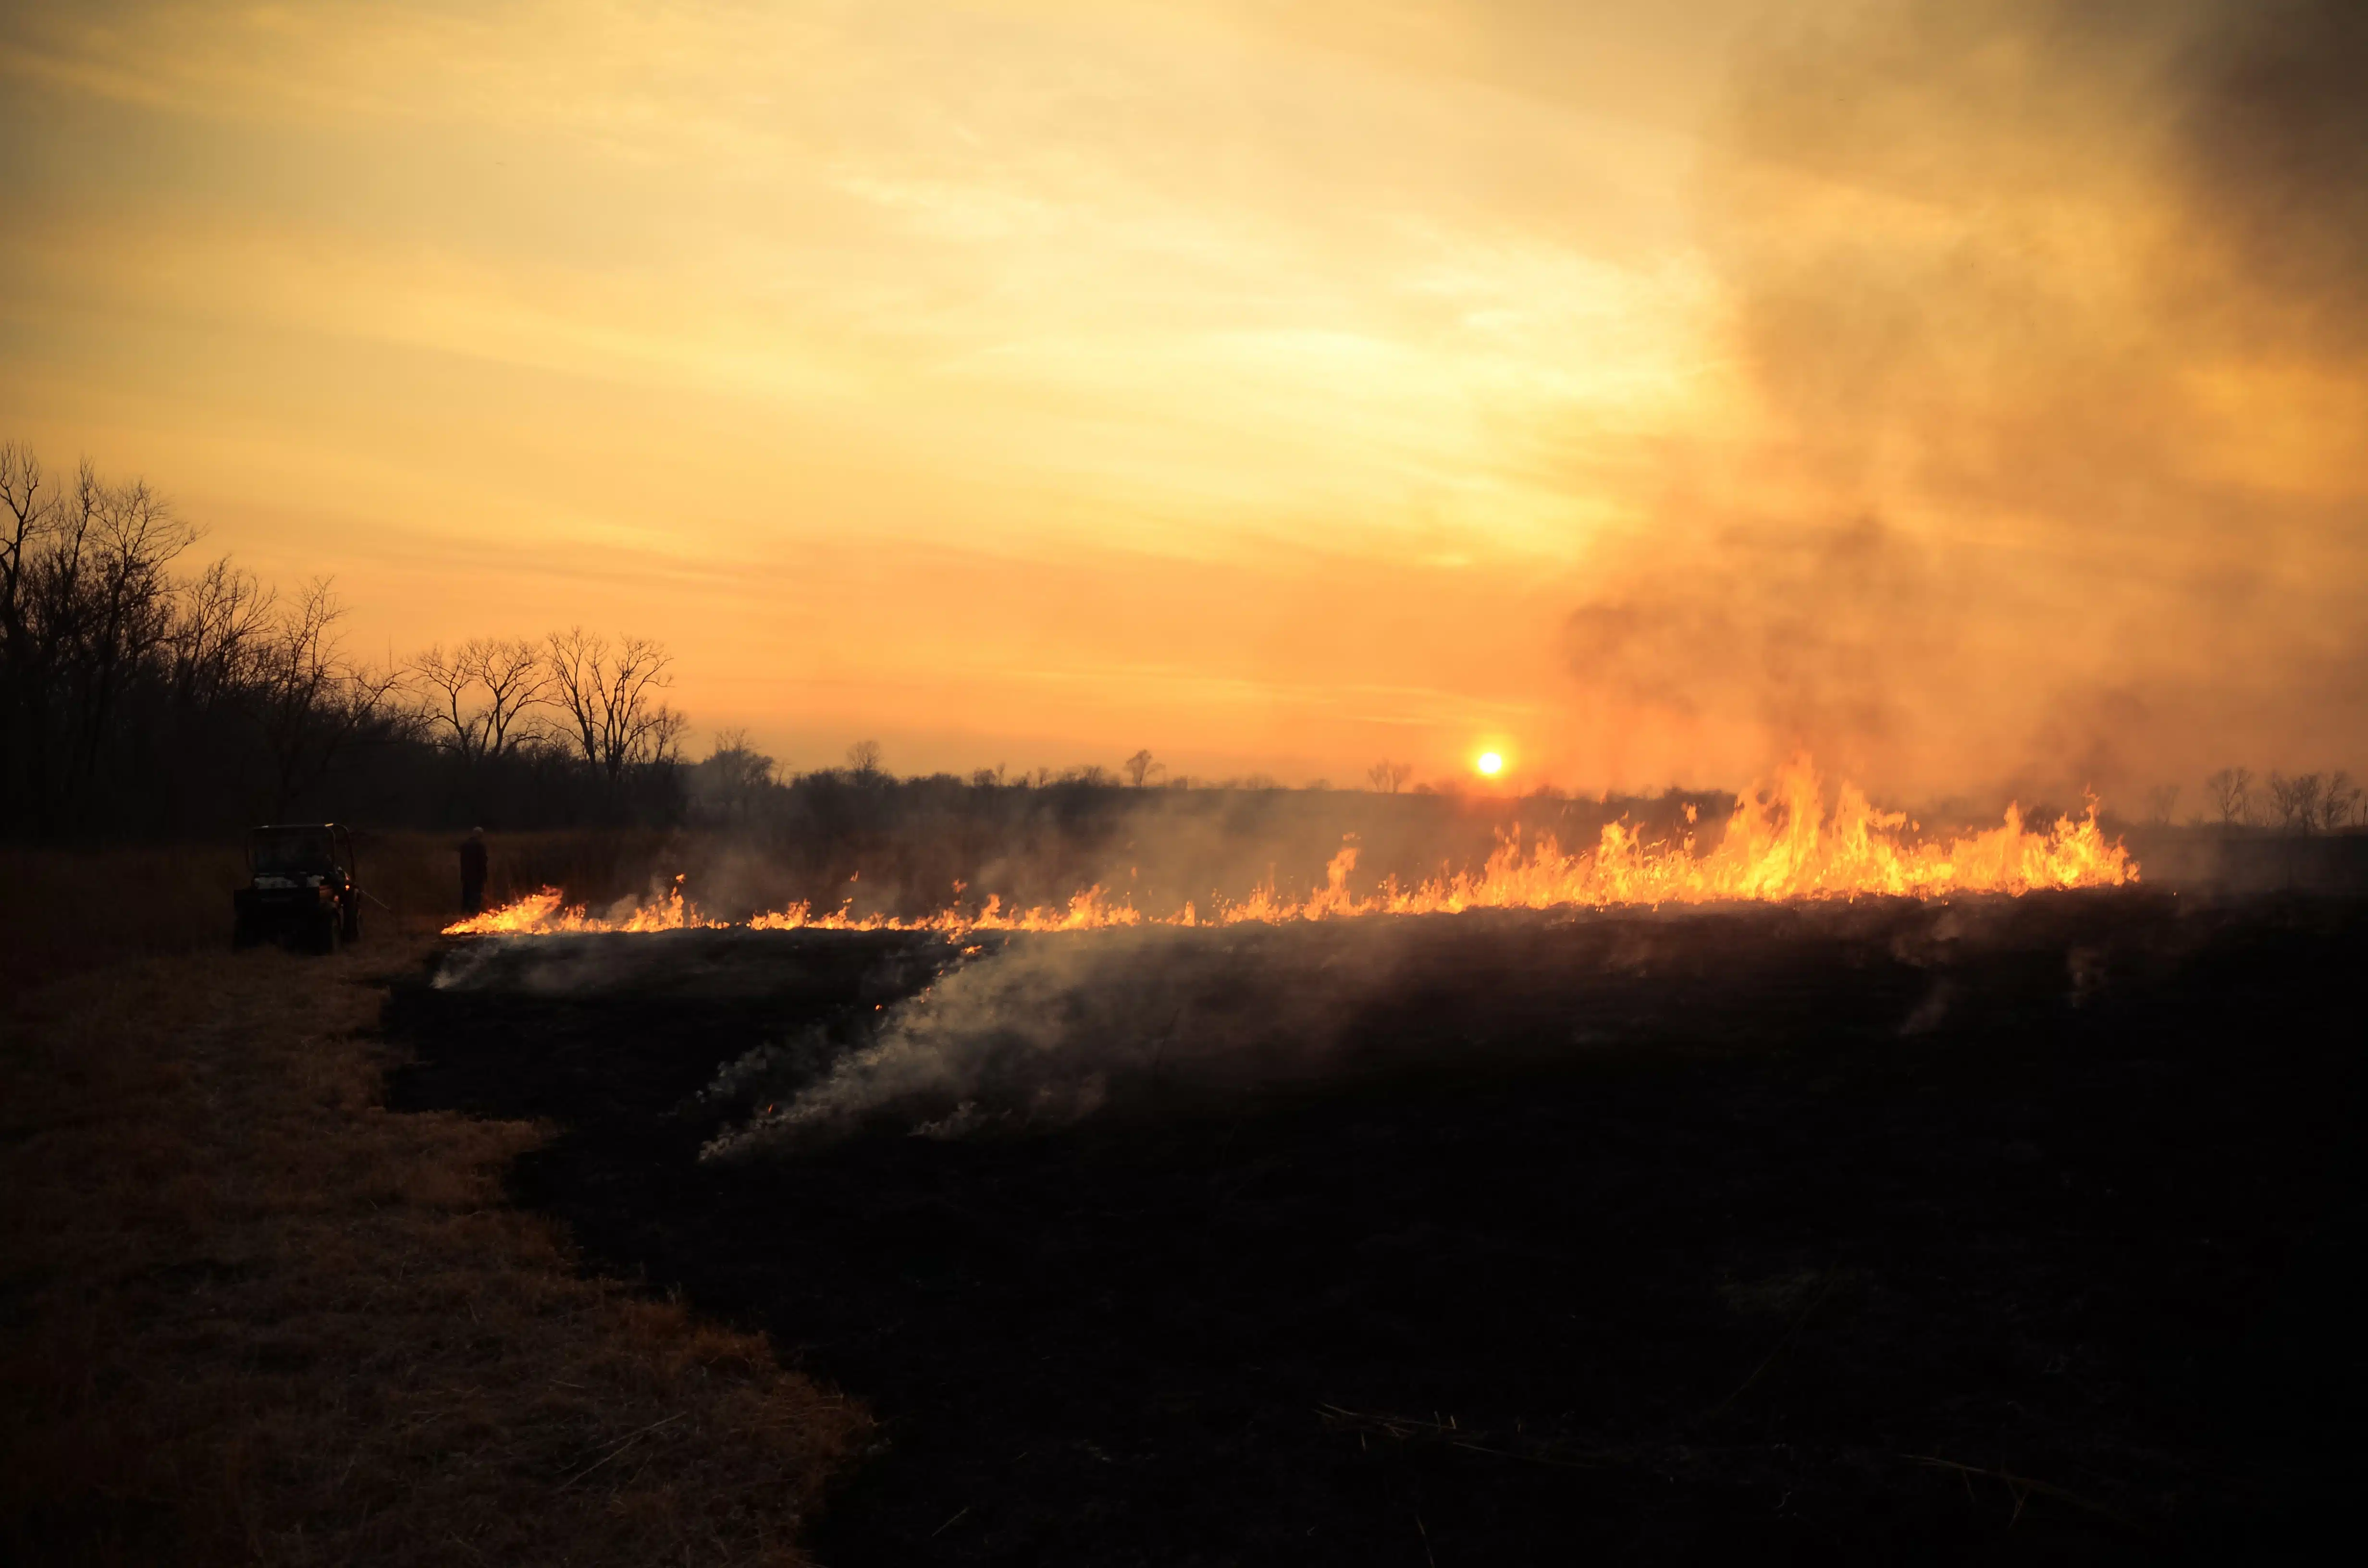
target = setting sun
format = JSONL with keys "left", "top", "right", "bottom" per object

{"left": 1476, "top": 751, "right": 1505, "bottom": 777}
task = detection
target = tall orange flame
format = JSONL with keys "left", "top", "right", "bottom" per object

{"left": 443, "top": 758, "right": 2136, "bottom": 938}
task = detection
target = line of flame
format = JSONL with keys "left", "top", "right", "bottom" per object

{"left": 442, "top": 758, "right": 2137, "bottom": 938}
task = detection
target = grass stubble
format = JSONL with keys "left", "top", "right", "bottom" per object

{"left": 0, "top": 881, "right": 869, "bottom": 1566}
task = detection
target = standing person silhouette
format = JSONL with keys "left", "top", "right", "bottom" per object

{"left": 459, "top": 827, "right": 489, "bottom": 916}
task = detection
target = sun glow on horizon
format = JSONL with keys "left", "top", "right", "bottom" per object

{"left": 0, "top": 1, "right": 2358, "bottom": 796}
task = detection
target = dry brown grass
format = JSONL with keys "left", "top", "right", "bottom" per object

{"left": 0, "top": 867, "right": 869, "bottom": 1565}
{"left": 0, "top": 831, "right": 689, "bottom": 1002}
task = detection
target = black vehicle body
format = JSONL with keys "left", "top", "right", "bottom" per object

{"left": 233, "top": 823, "right": 361, "bottom": 953}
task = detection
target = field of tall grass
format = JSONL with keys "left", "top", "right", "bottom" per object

{"left": 0, "top": 841, "right": 866, "bottom": 1565}
{"left": 0, "top": 831, "right": 698, "bottom": 1000}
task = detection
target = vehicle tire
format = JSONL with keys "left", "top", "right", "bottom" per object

{"left": 341, "top": 898, "right": 361, "bottom": 944}
{"left": 312, "top": 912, "right": 339, "bottom": 955}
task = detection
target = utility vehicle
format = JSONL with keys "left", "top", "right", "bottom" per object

{"left": 233, "top": 823, "right": 362, "bottom": 953}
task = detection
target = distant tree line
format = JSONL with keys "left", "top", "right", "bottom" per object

{"left": 684, "top": 738, "right": 1612, "bottom": 826}
{"left": 0, "top": 443, "right": 1527, "bottom": 845}
{"left": 0, "top": 440, "right": 1816, "bottom": 848}
{"left": 2, "top": 443, "right": 401, "bottom": 837}
{"left": 2202, "top": 767, "right": 2364, "bottom": 833}
{"left": 0, "top": 442, "right": 690, "bottom": 841}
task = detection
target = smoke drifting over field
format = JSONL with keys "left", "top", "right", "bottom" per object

{"left": 1567, "top": 0, "right": 2368, "bottom": 801}
{"left": 694, "top": 920, "right": 1505, "bottom": 1155}
{"left": 677, "top": 888, "right": 2181, "bottom": 1156}
{"left": 702, "top": 925, "right": 1416, "bottom": 1156}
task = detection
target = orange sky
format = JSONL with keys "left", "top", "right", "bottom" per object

{"left": 3, "top": 1, "right": 2362, "bottom": 799}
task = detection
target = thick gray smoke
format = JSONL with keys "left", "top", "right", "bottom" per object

{"left": 1565, "top": 0, "right": 2368, "bottom": 803}
{"left": 701, "top": 920, "right": 1437, "bottom": 1156}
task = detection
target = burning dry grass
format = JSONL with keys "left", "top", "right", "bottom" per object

{"left": 452, "top": 758, "right": 2138, "bottom": 938}
{"left": 0, "top": 920, "right": 866, "bottom": 1563}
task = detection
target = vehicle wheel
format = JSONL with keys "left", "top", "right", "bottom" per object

{"left": 341, "top": 899, "right": 361, "bottom": 944}
{"left": 312, "top": 913, "right": 340, "bottom": 955}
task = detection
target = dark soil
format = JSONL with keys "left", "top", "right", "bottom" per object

{"left": 387, "top": 893, "right": 2368, "bottom": 1563}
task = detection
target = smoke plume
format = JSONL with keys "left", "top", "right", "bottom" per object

{"left": 1566, "top": 0, "right": 2368, "bottom": 803}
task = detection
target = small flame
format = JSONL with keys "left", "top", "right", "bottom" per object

{"left": 443, "top": 757, "right": 2137, "bottom": 938}
{"left": 446, "top": 874, "right": 718, "bottom": 935}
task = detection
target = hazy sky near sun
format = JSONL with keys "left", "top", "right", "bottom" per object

{"left": 3, "top": 0, "right": 2363, "bottom": 798}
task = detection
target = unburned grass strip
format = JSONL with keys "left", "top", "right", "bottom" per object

{"left": 0, "top": 936, "right": 869, "bottom": 1566}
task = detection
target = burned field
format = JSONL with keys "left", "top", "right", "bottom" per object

{"left": 389, "top": 893, "right": 2365, "bottom": 1562}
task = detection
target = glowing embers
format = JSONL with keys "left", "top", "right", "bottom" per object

{"left": 442, "top": 757, "right": 2138, "bottom": 938}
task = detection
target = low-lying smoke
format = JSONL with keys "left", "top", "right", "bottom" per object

{"left": 701, "top": 922, "right": 1426, "bottom": 1156}
{"left": 694, "top": 889, "right": 2183, "bottom": 1157}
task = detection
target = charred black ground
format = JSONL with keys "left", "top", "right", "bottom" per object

{"left": 388, "top": 894, "right": 2365, "bottom": 1563}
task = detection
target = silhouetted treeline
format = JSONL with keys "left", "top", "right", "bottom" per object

{"left": 25, "top": 441, "right": 2353, "bottom": 885}
{"left": 0, "top": 443, "right": 684, "bottom": 841}
{"left": 2, "top": 444, "right": 393, "bottom": 837}
{"left": 0, "top": 442, "right": 1746, "bottom": 852}
{"left": 2198, "top": 766, "right": 2365, "bottom": 833}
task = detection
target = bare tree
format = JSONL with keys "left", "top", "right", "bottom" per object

{"left": 0, "top": 443, "right": 59, "bottom": 816}
{"left": 6, "top": 456, "right": 198, "bottom": 822}
{"left": 969, "top": 763, "right": 1007, "bottom": 787}
{"left": 167, "top": 559, "right": 273, "bottom": 713}
{"left": 2205, "top": 767, "right": 2252, "bottom": 827}
{"left": 2144, "top": 784, "right": 2181, "bottom": 825}
{"left": 469, "top": 637, "right": 549, "bottom": 757}
{"left": 252, "top": 579, "right": 409, "bottom": 817}
{"left": 690, "top": 727, "right": 777, "bottom": 822}
{"left": 2321, "top": 770, "right": 2360, "bottom": 833}
{"left": 4, "top": 444, "right": 426, "bottom": 833}
{"left": 547, "top": 628, "right": 686, "bottom": 783}
{"left": 1367, "top": 759, "right": 1414, "bottom": 794}
{"left": 2266, "top": 771, "right": 2324, "bottom": 834}
{"left": 414, "top": 636, "right": 550, "bottom": 761}
{"left": 0, "top": 441, "right": 54, "bottom": 673}
{"left": 1122, "top": 747, "right": 1163, "bottom": 788}
{"left": 5, "top": 440, "right": 742, "bottom": 837}
{"left": 845, "top": 738, "right": 883, "bottom": 781}
{"left": 413, "top": 643, "right": 486, "bottom": 759}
